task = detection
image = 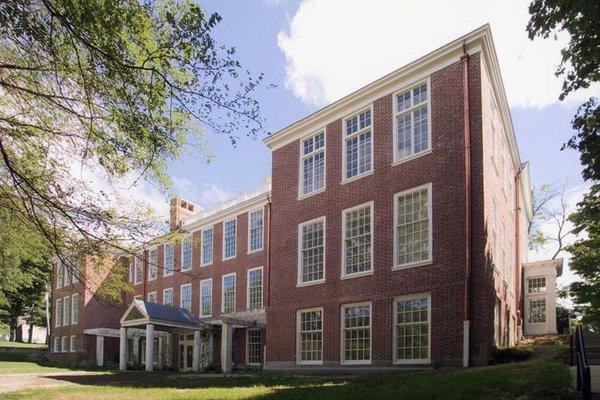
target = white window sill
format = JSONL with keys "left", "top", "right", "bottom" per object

{"left": 200, "top": 263, "right": 213, "bottom": 268}
{"left": 341, "top": 169, "right": 374, "bottom": 185}
{"left": 392, "top": 148, "right": 432, "bottom": 166}
{"left": 222, "top": 256, "right": 236, "bottom": 262}
{"left": 298, "top": 186, "right": 326, "bottom": 201}
{"left": 394, "top": 359, "right": 430, "bottom": 365}
{"left": 296, "top": 279, "right": 326, "bottom": 288}
{"left": 247, "top": 248, "right": 264, "bottom": 255}
{"left": 341, "top": 270, "right": 373, "bottom": 280}
{"left": 392, "top": 259, "right": 433, "bottom": 271}
{"left": 296, "top": 360, "right": 324, "bottom": 366}
{"left": 340, "top": 360, "right": 372, "bottom": 366}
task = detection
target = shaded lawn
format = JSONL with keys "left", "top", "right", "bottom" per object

{"left": 0, "top": 342, "right": 47, "bottom": 349}
{"left": 0, "top": 361, "right": 75, "bottom": 375}
{"left": 0, "top": 362, "right": 571, "bottom": 400}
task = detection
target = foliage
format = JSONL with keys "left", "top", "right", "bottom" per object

{"left": 556, "top": 306, "right": 572, "bottom": 334}
{"left": 491, "top": 344, "right": 533, "bottom": 364}
{"left": 0, "top": 0, "right": 264, "bottom": 298}
{"left": 528, "top": 0, "right": 600, "bottom": 329}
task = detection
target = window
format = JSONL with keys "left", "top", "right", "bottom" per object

{"left": 147, "top": 291, "right": 157, "bottom": 303}
{"left": 148, "top": 248, "right": 158, "bottom": 281}
{"left": 200, "top": 279, "right": 212, "bottom": 317}
{"left": 63, "top": 263, "right": 71, "bottom": 287}
{"left": 223, "top": 219, "right": 237, "bottom": 260}
{"left": 394, "top": 184, "right": 432, "bottom": 268}
{"left": 55, "top": 298, "right": 62, "bottom": 327}
{"left": 63, "top": 296, "right": 70, "bottom": 326}
{"left": 56, "top": 262, "right": 63, "bottom": 289}
{"left": 344, "top": 108, "right": 373, "bottom": 180}
{"left": 298, "top": 218, "right": 325, "bottom": 285}
{"left": 297, "top": 308, "right": 323, "bottom": 364}
{"left": 70, "top": 335, "right": 76, "bottom": 352}
{"left": 300, "top": 131, "right": 326, "bottom": 196}
{"left": 134, "top": 255, "right": 142, "bottom": 285}
{"left": 53, "top": 337, "right": 60, "bottom": 353}
{"left": 182, "top": 236, "right": 192, "bottom": 271}
{"left": 394, "top": 81, "right": 430, "bottom": 162}
{"left": 201, "top": 227, "right": 214, "bottom": 266}
{"left": 248, "top": 209, "right": 264, "bottom": 253}
{"left": 128, "top": 261, "right": 133, "bottom": 282}
{"left": 247, "top": 267, "right": 263, "bottom": 310}
{"left": 71, "top": 294, "right": 78, "bottom": 325}
{"left": 341, "top": 303, "right": 371, "bottom": 364}
{"left": 222, "top": 273, "right": 236, "bottom": 313}
{"left": 164, "top": 243, "right": 174, "bottom": 276}
{"left": 342, "top": 203, "right": 373, "bottom": 277}
{"left": 529, "top": 298, "right": 546, "bottom": 323}
{"left": 163, "top": 288, "right": 173, "bottom": 307}
{"left": 180, "top": 283, "right": 191, "bottom": 312}
{"left": 528, "top": 277, "right": 546, "bottom": 293}
{"left": 394, "top": 295, "right": 430, "bottom": 363}
{"left": 246, "top": 329, "right": 262, "bottom": 365}
{"left": 61, "top": 336, "right": 68, "bottom": 353}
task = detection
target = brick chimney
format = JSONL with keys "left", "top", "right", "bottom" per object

{"left": 169, "top": 197, "right": 199, "bottom": 230}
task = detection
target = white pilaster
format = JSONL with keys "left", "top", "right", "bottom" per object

{"left": 158, "top": 336, "right": 164, "bottom": 369}
{"left": 119, "top": 327, "right": 127, "bottom": 371}
{"left": 145, "top": 324, "right": 154, "bottom": 372}
{"left": 221, "top": 323, "right": 233, "bottom": 373}
{"left": 132, "top": 335, "right": 140, "bottom": 367}
{"left": 463, "top": 320, "right": 470, "bottom": 367}
{"left": 96, "top": 336, "right": 104, "bottom": 367}
{"left": 192, "top": 330, "right": 201, "bottom": 372}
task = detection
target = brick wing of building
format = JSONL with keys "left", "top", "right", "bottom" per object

{"left": 47, "top": 24, "right": 563, "bottom": 372}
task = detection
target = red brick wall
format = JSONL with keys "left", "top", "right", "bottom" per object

{"left": 267, "top": 53, "right": 492, "bottom": 368}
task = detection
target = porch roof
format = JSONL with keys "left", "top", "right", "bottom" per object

{"left": 120, "top": 300, "right": 204, "bottom": 330}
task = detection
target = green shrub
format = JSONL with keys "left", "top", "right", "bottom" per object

{"left": 491, "top": 345, "right": 533, "bottom": 364}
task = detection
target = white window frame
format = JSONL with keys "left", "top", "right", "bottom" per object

{"left": 199, "top": 278, "right": 213, "bottom": 317}
{"left": 392, "top": 78, "right": 432, "bottom": 164}
{"left": 297, "top": 216, "right": 326, "bottom": 287}
{"left": 70, "top": 293, "right": 78, "bottom": 325}
{"left": 147, "top": 291, "right": 157, "bottom": 303}
{"left": 180, "top": 283, "right": 192, "bottom": 311}
{"left": 163, "top": 287, "right": 173, "bottom": 307}
{"left": 222, "top": 218, "right": 237, "bottom": 261}
{"left": 340, "top": 301, "right": 372, "bottom": 365}
{"left": 342, "top": 105, "right": 374, "bottom": 183}
{"left": 70, "top": 335, "right": 76, "bottom": 353}
{"left": 393, "top": 293, "right": 431, "bottom": 365}
{"left": 147, "top": 247, "right": 158, "bottom": 281}
{"left": 61, "top": 336, "right": 68, "bottom": 353}
{"left": 53, "top": 336, "right": 60, "bottom": 353}
{"left": 62, "top": 296, "right": 70, "bottom": 327}
{"left": 181, "top": 235, "right": 193, "bottom": 272}
{"left": 247, "top": 208, "right": 264, "bottom": 254}
{"left": 392, "top": 183, "right": 433, "bottom": 270}
{"left": 528, "top": 276, "right": 547, "bottom": 293}
{"left": 163, "top": 242, "right": 174, "bottom": 277}
{"left": 221, "top": 272, "right": 236, "bottom": 314}
{"left": 55, "top": 298, "right": 62, "bottom": 328}
{"left": 200, "top": 226, "right": 214, "bottom": 267}
{"left": 341, "top": 201, "right": 374, "bottom": 279}
{"left": 246, "top": 266, "right": 264, "bottom": 310}
{"left": 298, "top": 129, "right": 327, "bottom": 198}
{"left": 528, "top": 297, "right": 547, "bottom": 324}
{"left": 296, "top": 307, "right": 324, "bottom": 365}
{"left": 133, "top": 255, "right": 142, "bottom": 285}
{"left": 246, "top": 328, "right": 262, "bottom": 366}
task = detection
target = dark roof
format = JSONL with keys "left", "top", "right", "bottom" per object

{"left": 139, "top": 300, "right": 203, "bottom": 327}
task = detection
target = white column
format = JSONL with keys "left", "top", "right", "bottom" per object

{"left": 119, "top": 327, "right": 128, "bottom": 371}
{"left": 166, "top": 333, "right": 173, "bottom": 367}
{"left": 96, "top": 336, "right": 104, "bottom": 367}
{"left": 132, "top": 336, "right": 140, "bottom": 367}
{"left": 463, "top": 320, "right": 470, "bottom": 367}
{"left": 221, "top": 323, "right": 233, "bottom": 373}
{"left": 192, "top": 330, "right": 201, "bottom": 372}
{"left": 145, "top": 324, "right": 154, "bottom": 372}
{"left": 157, "top": 336, "right": 164, "bottom": 369}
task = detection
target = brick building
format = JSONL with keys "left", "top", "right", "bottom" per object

{"left": 47, "top": 25, "right": 560, "bottom": 371}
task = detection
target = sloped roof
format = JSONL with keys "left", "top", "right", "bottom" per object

{"left": 121, "top": 299, "right": 204, "bottom": 329}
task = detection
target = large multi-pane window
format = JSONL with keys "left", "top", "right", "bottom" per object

{"left": 63, "top": 263, "right": 71, "bottom": 287}
{"left": 297, "top": 308, "right": 323, "bottom": 364}
{"left": 147, "top": 291, "right": 157, "bottom": 303}
{"left": 394, "top": 184, "right": 431, "bottom": 268}
{"left": 61, "top": 336, "right": 68, "bottom": 353}
{"left": 180, "top": 283, "right": 192, "bottom": 312}
{"left": 248, "top": 209, "right": 264, "bottom": 253}
{"left": 201, "top": 227, "right": 214, "bottom": 266}
{"left": 246, "top": 329, "right": 262, "bottom": 365}
{"left": 53, "top": 337, "right": 60, "bottom": 352}
{"left": 148, "top": 248, "right": 158, "bottom": 281}
{"left": 55, "top": 298, "right": 62, "bottom": 328}
{"left": 222, "top": 273, "right": 236, "bottom": 313}
{"left": 163, "top": 288, "right": 173, "bottom": 307}
{"left": 528, "top": 277, "right": 546, "bottom": 293}
{"left": 341, "top": 303, "right": 371, "bottom": 364}
{"left": 394, "top": 81, "right": 430, "bottom": 162}
{"left": 71, "top": 294, "right": 78, "bottom": 325}
{"left": 298, "top": 218, "right": 325, "bottom": 285}
{"left": 529, "top": 299, "right": 546, "bottom": 323}
{"left": 394, "top": 295, "right": 430, "bottom": 363}
{"left": 300, "top": 131, "right": 326, "bottom": 195}
{"left": 134, "top": 255, "right": 142, "bottom": 285}
{"left": 200, "top": 279, "right": 212, "bottom": 317}
{"left": 182, "top": 236, "right": 192, "bottom": 271}
{"left": 164, "top": 243, "right": 174, "bottom": 276}
{"left": 56, "top": 262, "right": 63, "bottom": 289}
{"left": 343, "top": 203, "right": 373, "bottom": 277}
{"left": 247, "top": 267, "right": 263, "bottom": 310}
{"left": 62, "top": 296, "right": 70, "bottom": 326}
{"left": 223, "top": 219, "right": 237, "bottom": 260}
{"left": 344, "top": 109, "right": 372, "bottom": 180}
{"left": 70, "top": 335, "right": 76, "bottom": 352}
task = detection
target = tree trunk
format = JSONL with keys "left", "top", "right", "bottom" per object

{"left": 27, "top": 323, "right": 33, "bottom": 343}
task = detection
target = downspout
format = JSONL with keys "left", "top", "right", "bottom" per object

{"left": 514, "top": 166, "right": 524, "bottom": 334}
{"left": 265, "top": 194, "right": 272, "bottom": 308}
{"left": 461, "top": 45, "right": 472, "bottom": 368}
{"left": 142, "top": 250, "right": 147, "bottom": 301}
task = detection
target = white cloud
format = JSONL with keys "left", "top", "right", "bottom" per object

{"left": 173, "top": 176, "right": 233, "bottom": 208}
{"left": 278, "top": 0, "right": 599, "bottom": 109}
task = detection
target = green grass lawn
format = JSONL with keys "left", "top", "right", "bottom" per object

{"left": 0, "top": 342, "right": 47, "bottom": 349}
{"left": 0, "top": 361, "right": 571, "bottom": 400}
{"left": 0, "top": 361, "right": 75, "bottom": 375}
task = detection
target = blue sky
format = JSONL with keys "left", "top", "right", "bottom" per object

{"left": 166, "top": 0, "right": 586, "bottom": 210}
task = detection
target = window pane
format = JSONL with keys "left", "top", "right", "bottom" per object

{"left": 148, "top": 249, "right": 158, "bottom": 280}
{"left": 200, "top": 280, "right": 212, "bottom": 316}
{"left": 247, "top": 330, "right": 262, "bottom": 364}
{"left": 181, "top": 285, "right": 191, "bottom": 311}
{"left": 300, "top": 220, "right": 324, "bottom": 283}
{"left": 163, "top": 289, "right": 173, "bottom": 306}
{"left": 248, "top": 269, "right": 263, "bottom": 309}
{"left": 396, "top": 187, "right": 430, "bottom": 266}
{"left": 344, "top": 205, "right": 372, "bottom": 275}
{"left": 202, "top": 228, "right": 213, "bottom": 265}
{"left": 342, "top": 304, "right": 371, "bottom": 362}
{"left": 223, "top": 275, "right": 236, "bottom": 313}
{"left": 182, "top": 237, "right": 192, "bottom": 271}
{"left": 529, "top": 299, "right": 546, "bottom": 323}
{"left": 395, "top": 83, "right": 430, "bottom": 161}
{"left": 249, "top": 210, "right": 264, "bottom": 252}
{"left": 224, "top": 220, "right": 237, "bottom": 259}
{"left": 299, "top": 310, "right": 323, "bottom": 362}
{"left": 165, "top": 243, "right": 174, "bottom": 275}
{"left": 396, "top": 297, "right": 429, "bottom": 361}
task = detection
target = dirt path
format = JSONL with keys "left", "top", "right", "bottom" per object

{"left": 0, "top": 371, "right": 105, "bottom": 394}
